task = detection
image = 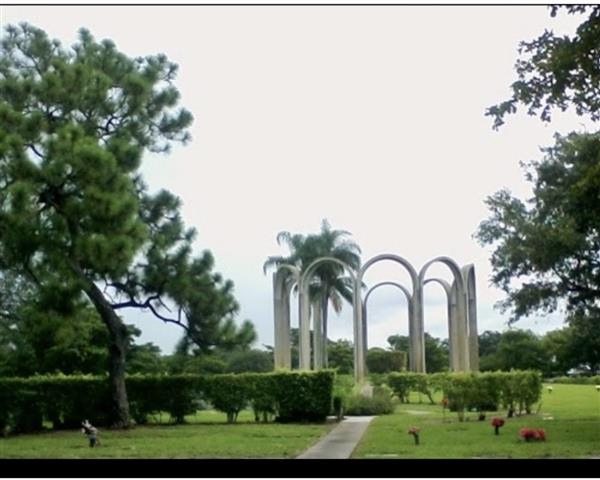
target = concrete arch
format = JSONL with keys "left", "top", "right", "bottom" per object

{"left": 462, "top": 264, "right": 479, "bottom": 371}
{"left": 364, "top": 281, "right": 412, "bottom": 305}
{"left": 419, "top": 257, "right": 470, "bottom": 371}
{"left": 271, "top": 254, "right": 479, "bottom": 382}
{"left": 359, "top": 254, "right": 418, "bottom": 295}
{"left": 362, "top": 281, "right": 412, "bottom": 372}
{"left": 299, "top": 257, "right": 357, "bottom": 373}
{"left": 357, "top": 254, "right": 421, "bottom": 377}
{"left": 273, "top": 264, "right": 300, "bottom": 369}
{"left": 423, "top": 277, "right": 460, "bottom": 371}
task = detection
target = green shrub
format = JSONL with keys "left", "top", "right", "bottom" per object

{"left": 331, "top": 373, "right": 354, "bottom": 419}
{"left": 205, "top": 374, "right": 251, "bottom": 423}
{"left": 388, "top": 372, "right": 416, "bottom": 403}
{"left": 273, "top": 370, "right": 335, "bottom": 423}
{"left": 248, "top": 374, "right": 278, "bottom": 423}
{"left": 0, "top": 370, "right": 335, "bottom": 433}
{"left": 549, "top": 375, "right": 600, "bottom": 385}
{"left": 345, "top": 385, "right": 394, "bottom": 415}
{"left": 387, "top": 370, "right": 542, "bottom": 421}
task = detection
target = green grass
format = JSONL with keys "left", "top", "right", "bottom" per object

{"left": 0, "top": 410, "right": 335, "bottom": 458}
{"left": 352, "top": 384, "right": 600, "bottom": 458}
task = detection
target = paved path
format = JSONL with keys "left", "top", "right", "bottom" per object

{"left": 296, "top": 416, "right": 376, "bottom": 459}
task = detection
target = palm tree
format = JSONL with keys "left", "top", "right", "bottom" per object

{"left": 263, "top": 219, "right": 361, "bottom": 367}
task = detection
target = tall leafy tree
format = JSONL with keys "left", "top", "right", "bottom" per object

{"left": 366, "top": 347, "right": 406, "bottom": 374}
{"left": 478, "top": 7, "right": 600, "bottom": 324}
{"left": 387, "top": 333, "right": 449, "bottom": 373}
{"left": 487, "top": 6, "right": 600, "bottom": 128}
{"left": 0, "top": 24, "right": 245, "bottom": 427}
{"left": 263, "top": 219, "right": 361, "bottom": 366}
{"left": 495, "top": 330, "right": 550, "bottom": 372}
{"left": 560, "top": 313, "right": 600, "bottom": 374}
{"left": 327, "top": 338, "right": 354, "bottom": 374}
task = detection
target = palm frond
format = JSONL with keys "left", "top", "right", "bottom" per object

{"left": 333, "top": 277, "right": 354, "bottom": 305}
{"left": 329, "top": 289, "right": 343, "bottom": 314}
{"left": 263, "top": 255, "right": 287, "bottom": 274}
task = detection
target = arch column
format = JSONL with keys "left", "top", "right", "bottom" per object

{"left": 419, "top": 256, "right": 470, "bottom": 372}
{"left": 312, "top": 299, "right": 323, "bottom": 369}
{"left": 300, "top": 257, "right": 357, "bottom": 373}
{"left": 299, "top": 286, "right": 311, "bottom": 370}
{"left": 462, "top": 264, "right": 479, "bottom": 371}
{"left": 273, "top": 265, "right": 299, "bottom": 370}
{"left": 358, "top": 254, "right": 419, "bottom": 380}
{"left": 424, "top": 278, "right": 460, "bottom": 371}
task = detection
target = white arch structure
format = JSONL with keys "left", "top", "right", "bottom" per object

{"left": 272, "top": 254, "right": 479, "bottom": 384}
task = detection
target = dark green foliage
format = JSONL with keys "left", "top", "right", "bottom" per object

{"left": 387, "top": 372, "right": 416, "bottom": 403}
{"left": 388, "top": 373, "right": 434, "bottom": 404}
{"left": 479, "top": 327, "right": 600, "bottom": 377}
{"left": 0, "top": 23, "right": 249, "bottom": 426}
{"left": 494, "top": 330, "right": 550, "bottom": 372}
{"left": 387, "top": 371, "right": 542, "bottom": 421}
{"left": 0, "top": 375, "right": 112, "bottom": 433}
{"left": 205, "top": 374, "right": 251, "bottom": 423}
{"left": 366, "top": 348, "right": 406, "bottom": 374}
{"left": 488, "top": 6, "right": 600, "bottom": 127}
{"left": 0, "top": 371, "right": 335, "bottom": 434}
{"left": 549, "top": 375, "right": 600, "bottom": 385}
{"left": 496, "top": 370, "right": 543, "bottom": 416}
{"left": 327, "top": 339, "right": 354, "bottom": 374}
{"left": 331, "top": 373, "right": 354, "bottom": 419}
{"left": 225, "top": 349, "right": 273, "bottom": 373}
{"left": 345, "top": 386, "right": 394, "bottom": 416}
{"left": 247, "top": 374, "right": 278, "bottom": 423}
{"left": 387, "top": 333, "right": 449, "bottom": 373}
{"left": 126, "top": 342, "right": 165, "bottom": 375}
{"left": 272, "top": 370, "right": 335, "bottom": 423}
{"left": 480, "top": 7, "right": 600, "bottom": 328}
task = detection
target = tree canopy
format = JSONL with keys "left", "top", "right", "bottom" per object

{"left": 0, "top": 23, "right": 251, "bottom": 427}
{"left": 477, "top": 7, "right": 600, "bottom": 324}
{"left": 487, "top": 6, "right": 600, "bottom": 128}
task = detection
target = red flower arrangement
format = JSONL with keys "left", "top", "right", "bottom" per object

{"left": 519, "top": 428, "right": 546, "bottom": 442}
{"left": 408, "top": 426, "right": 420, "bottom": 445}
{"left": 490, "top": 417, "right": 505, "bottom": 435}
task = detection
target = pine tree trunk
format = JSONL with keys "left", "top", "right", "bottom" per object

{"left": 79, "top": 276, "right": 131, "bottom": 428}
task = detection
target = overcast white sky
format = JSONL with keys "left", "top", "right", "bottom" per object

{"left": 1, "top": 4, "right": 592, "bottom": 354}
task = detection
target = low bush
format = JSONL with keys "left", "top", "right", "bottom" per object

{"left": 548, "top": 375, "right": 600, "bottom": 385}
{"left": 345, "top": 385, "right": 394, "bottom": 416}
{"left": 0, "top": 370, "right": 335, "bottom": 433}
{"left": 273, "top": 370, "right": 335, "bottom": 423}
{"left": 386, "top": 370, "right": 542, "bottom": 421}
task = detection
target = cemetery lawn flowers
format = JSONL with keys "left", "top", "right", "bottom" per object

{"left": 408, "top": 426, "right": 420, "bottom": 445}
{"left": 491, "top": 417, "right": 505, "bottom": 435}
{"left": 519, "top": 428, "right": 546, "bottom": 442}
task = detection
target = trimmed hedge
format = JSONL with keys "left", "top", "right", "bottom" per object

{"left": 387, "top": 370, "right": 542, "bottom": 421}
{"left": 0, "top": 370, "right": 335, "bottom": 434}
{"left": 345, "top": 385, "right": 394, "bottom": 416}
{"left": 387, "top": 372, "right": 437, "bottom": 404}
{"left": 548, "top": 375, "right": 600, "bottom": 385}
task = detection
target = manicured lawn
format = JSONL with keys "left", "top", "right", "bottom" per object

{"left": 0, "top": 410, "right": 335, "bottom": 458}
{"left": 352, "top": 383, "right": 600, "bottom": 458}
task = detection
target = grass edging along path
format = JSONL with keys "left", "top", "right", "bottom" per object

{"left": 352, "top": 383, "right": 600, "bottom": 459}
{"left": 0, "top": 411, "right": 335, "bottom": 459}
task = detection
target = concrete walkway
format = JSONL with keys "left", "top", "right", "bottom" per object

{"left": 296, "top": 416, "right": 376, "bottom": 459}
